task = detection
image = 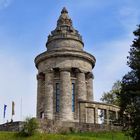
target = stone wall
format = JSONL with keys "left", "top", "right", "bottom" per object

{"left": 38, "top": 119, "right": 122, "bottom": 133}
{"left": 0, "top": 121, "right": 24, "bottom": 132}
{"left": 0, "top": 120, "right": 121, "bottom": 133}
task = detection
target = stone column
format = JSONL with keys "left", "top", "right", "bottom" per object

{"left": 116, "top": 111, "right": 118, "bottom": 120}
{"left": 60, "top": 69, "right": 73, "bottom": 121}
{"left": 86, "top": 72, "right": 94, "bottom": 101}
{"left": 44, "top": 70, "right": 54, "bottom": 120}
{"left": 94, "top": 107, "right": 98, "bottom": 124}
{"left": 36, "top": 73, "right": 45, "bottom": 118}
{"left": 105, "top": 109, "right": 110, "bottom": 125}
{"left": 77, "top": 71, "right": 87, "bottom": 122}
{"left": 86, "top": 108, "right": 94, "bottom": 123}
{"left": 77, "top": 71, "right": 87, "bottom": 100}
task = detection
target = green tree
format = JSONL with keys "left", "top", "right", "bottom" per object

{"left": 118, "top": 25, "right": 140, "bottom": 140}
{"left": 100, "top": 80, "right": 121, "bottom": 106}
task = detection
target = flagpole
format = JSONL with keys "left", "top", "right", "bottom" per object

{"left": 20, "top": 98, "right": 22, "bottom": 121}
{"left": 11, "top": 114, "right": 13, "bottom": 122}
{"left": 3, "top": 116, "right": 5, "bottom": 124}
{"left": 3, "top": 105, "right": 4, "bottom": 123}
{"left": 3, "top": 104, "right": 7, "bottom": 124}
{"left": 11, "top": 102, "right": 13, "bottom": 122}
{"left": 11, "top": 101, "right": 15, "bottom": 122}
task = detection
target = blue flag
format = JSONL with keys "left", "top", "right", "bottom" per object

{"left": 3, "top": 104, "right": 7, "bottom": 118}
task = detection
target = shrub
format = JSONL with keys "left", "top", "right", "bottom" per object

{"left": 19, "top": 117, "right": 38, "bottom": 137}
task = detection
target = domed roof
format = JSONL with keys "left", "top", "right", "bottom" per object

{"left": 46, "top": 7, "right": 84, "bottom": 51}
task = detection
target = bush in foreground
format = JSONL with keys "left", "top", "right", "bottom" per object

{"left": 18, "top": 117, "right": 38, "bottom": 137}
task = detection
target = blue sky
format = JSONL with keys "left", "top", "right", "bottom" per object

{"left": 0, "top": 0, "right": 140, "bottom": 124}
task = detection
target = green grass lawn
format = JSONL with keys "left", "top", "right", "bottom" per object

{"left": 0, "top": 131, "right": 132, "bottom": 140}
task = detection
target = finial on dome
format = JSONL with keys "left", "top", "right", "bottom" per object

{"left": 46, "top": 7, "right": 83, "bottom": 47}
{"left": 61, "top": 7, "right": 68, "bottom": 14}
{"left": 57, "top": 7, "right": 72, "bottom": 27}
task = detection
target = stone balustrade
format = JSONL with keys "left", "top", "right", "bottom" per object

{"left": 79, "top": 100, "right": 120, "bottom": 124}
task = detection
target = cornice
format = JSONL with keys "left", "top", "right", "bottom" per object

{"left": 35, "top": 50, "right": 96, "bottom": 69}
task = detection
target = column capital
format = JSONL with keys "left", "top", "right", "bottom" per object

{"left": 45, "top": 69, "right": 54, "bottom": 74}
{"left": 37, "top": 72, "right": 45, "bottom": 80}
{"left": 59, "top": 67, "right": 71, "bottom": 72}
{"left": 86, "top": 72, "right": 94, "bottom": 79}
{"left": 75, "top": 68, "right": 85, "bottom": 73}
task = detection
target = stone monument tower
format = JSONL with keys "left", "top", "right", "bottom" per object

{"left": 35, "top": 7, "right": 96, "bottom": 123}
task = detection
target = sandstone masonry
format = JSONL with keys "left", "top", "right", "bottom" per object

{"left": 35, "top": 7, "right": 119, "bottom": 125}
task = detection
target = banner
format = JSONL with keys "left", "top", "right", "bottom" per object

{"left": 12, "top": 101, "right": 15, "bottom": 116}
{"left": 3, "top": 104, "right": 7, "bottom": 118}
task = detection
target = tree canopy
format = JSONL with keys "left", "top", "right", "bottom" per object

{"left": 118, "top": 25, "right": 140, "bottom": 140}
{"left": 100, "top": 80, "right": 121, "bottom": 106}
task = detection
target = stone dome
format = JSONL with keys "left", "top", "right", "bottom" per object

{"left": 46, "top": 7, "right": 84, "bottom": 51}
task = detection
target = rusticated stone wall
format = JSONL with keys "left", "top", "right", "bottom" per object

{"left": 0, "top": 120, "right": 121, "bottom": 133}
{"left": 35, "top": 7, "right": 96, "bottom": 123}
{"left": 38, "top": 119, "right": 122, "bottom": 133}
{"left": 35, "top": 7, "right": 120, "bottom": 126}
{"left": 0, "top": 121, "right": 24, "bottom": 132}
